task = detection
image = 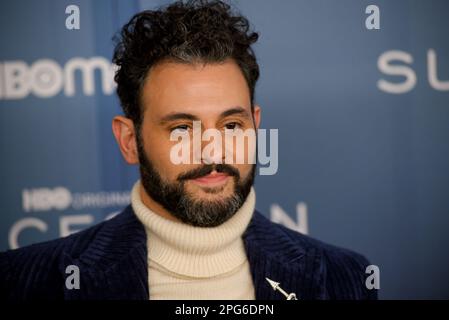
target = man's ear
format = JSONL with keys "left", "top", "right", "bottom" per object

{"left": 253, "top": 105, "right": 261, "bottom": 129}
{"left": 112, "top": 116, "right": 139, "bottom": 164}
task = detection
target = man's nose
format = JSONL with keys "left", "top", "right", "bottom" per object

{"left": 201, "top": 147, "right": 223, "bottom": 164}
{"left": 193, "top": 124, "right": 226, "bottom": 165}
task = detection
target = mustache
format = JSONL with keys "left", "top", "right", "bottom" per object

{"left": 177, "top": 164, "right": 240, "bottom": 181}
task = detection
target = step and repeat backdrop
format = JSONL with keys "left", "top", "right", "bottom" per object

{"left": 1, "top": 0, "right": 448, "bottom": 299}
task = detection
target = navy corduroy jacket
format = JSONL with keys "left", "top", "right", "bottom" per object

{"left": 0, "top": 205, "right": 377, "bottom": 300}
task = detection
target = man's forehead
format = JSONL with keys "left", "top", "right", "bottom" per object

{"left": 140, "top": 60, "right": 252, "bottom": 120}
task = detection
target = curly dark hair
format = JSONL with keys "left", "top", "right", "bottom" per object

{"left": 112, "top": 0, "right": 260, "bottom": 128}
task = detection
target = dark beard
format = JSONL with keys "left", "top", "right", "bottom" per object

{"left": 136, "top": 132, "right": 255, "bottom": 227}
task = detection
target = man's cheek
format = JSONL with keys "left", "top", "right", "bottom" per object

{"left": 150, "top": 142, "right": 177, "bottom": 167}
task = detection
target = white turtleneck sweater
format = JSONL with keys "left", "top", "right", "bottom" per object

{"left": 131, "top": 181, "right": 256, "bottom": 300}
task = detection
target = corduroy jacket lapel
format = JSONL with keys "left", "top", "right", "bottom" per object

{"left": 243, "top": 211, "right": 327, "bottom": 300}
{"left": 62, "top": 206, "right": 149, "bottom": 299}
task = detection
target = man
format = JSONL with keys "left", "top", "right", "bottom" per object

{"left": 0, "top": 0, "right": 377, "bottom": 300}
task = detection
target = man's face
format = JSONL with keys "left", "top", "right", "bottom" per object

{"left": 136, "top": 59, "right": 260, "bottom": 227}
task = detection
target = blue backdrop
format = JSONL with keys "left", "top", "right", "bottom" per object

{"left": 1, "top": 0, "right": 448, "bottom": 299}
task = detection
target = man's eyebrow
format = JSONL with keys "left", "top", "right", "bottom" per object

{"left": 219, "top": 106, "right": 251, "bottom": 119}
{"left": 159, "top": 112, "right": 200, "bottom": 124}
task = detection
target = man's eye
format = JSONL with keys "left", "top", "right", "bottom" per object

{"left": 225, "top": 122, "right": 240, "bottom": 130}
{"left": 171, "top": 124, "right": 190, "bottom": 132}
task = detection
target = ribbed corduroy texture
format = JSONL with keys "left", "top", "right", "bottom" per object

{"left": 0, "top": 204, "right": 378, "bottom": 300}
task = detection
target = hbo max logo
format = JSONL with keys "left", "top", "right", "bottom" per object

{"left": 22, "top": 187, "right": 72, "bottom": 212}
{"left": 0, "top": 57, "right": 117, "bottom": 99}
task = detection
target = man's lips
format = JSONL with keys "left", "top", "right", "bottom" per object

{"left": 191, "top": 171, "right": 230, "bottom": 185}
